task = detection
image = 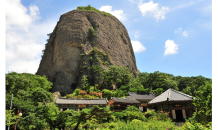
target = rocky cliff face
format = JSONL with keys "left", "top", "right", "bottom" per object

{"left": 36, "top": 9, "right": 138, "bottom": 95}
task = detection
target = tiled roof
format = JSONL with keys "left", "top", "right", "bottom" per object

{"left": 55, "top": 98, "right": 108, "bottom": 105}
{"left": 128, "top": 92, "right": 156, "bottom": 100}
{"left": 148, "top": 88, "right": 193, "bottom": 104}
{"left": 111, "top": 97, "right": 140, "bottom": 103}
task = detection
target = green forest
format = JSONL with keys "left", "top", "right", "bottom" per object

{"left": 6, "top": 68, "right": 212, "bottom": 130}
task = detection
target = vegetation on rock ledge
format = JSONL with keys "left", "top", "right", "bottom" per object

{"left": 76, "top": 5, "right": 113, "bottom": 17}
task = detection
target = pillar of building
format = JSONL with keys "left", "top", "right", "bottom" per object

{"left": 182, "top": 109, "right": 186, "bottom": 119}
{"left": 172, "top": 110, "right": 176, "bottom": 121}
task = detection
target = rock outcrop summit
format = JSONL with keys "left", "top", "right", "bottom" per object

{"left": 36, "top": 6, "right": 138, "bottom": 95}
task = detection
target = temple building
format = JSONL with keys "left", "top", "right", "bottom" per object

{"left": 55, "top": 98, "right": 108, "bottom": 111}
{"left": 147, "top": 88, "right": 196, "bottom": 122}
{"left": 127, "top": 92, "right": 156, "bottom": 112}
{"left": 107, "top": 97, "right": 140, "bottom": 111}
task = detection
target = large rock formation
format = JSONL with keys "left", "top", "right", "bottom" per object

{"left": 36, "top": 8, "right": 138, "bottom": 95}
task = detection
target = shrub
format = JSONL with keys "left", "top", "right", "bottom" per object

{"left": 83, "top": 119, "right": 99, "bottom": 129}
{"left": 74, "top": 95, "right": 83, "bottom": 98}
{"left": 76, "top": 5, "right": 113, "bottom": 17}
{"left": 72, "top": 89, "right": 81, "bottom": 96}
{"left": 154, "top": 111, "right": 171, "bottom": 121}
{"left": 92, "top": 92, "right": 98, "bottom": 96}
{"left": 102, "top": 89, "right": 113, "bottom": 100}
{"left": 123, "top": 111, "right": 145, "bottom": 121}
{"left": 79, "top": 90, "right": 87, "bottom": 96}
{"left": 124, "top": 106, "right": 140, "bottom": 112}
{"left": 144, "top": 110, "right": 156, "bottom": 118}
{"left": 130, "top": 119, "right": 142, "bottom": 125}
{"left": 181, "top": 122, "right": 211, "bottom": 130}
{"left": 112, "top": 112, "right": 124, "bottom": 120}
{"left": 90, "top": 26, "right": 95, "bottom": 37}
{"left": 109, "top": 122, "right": 116, "bottom": 129}
{"left": 66, "top": 94, "right": 74, "bottom": 98}
{"left": 82, "top": 94, "right": 94, "bottom": 99}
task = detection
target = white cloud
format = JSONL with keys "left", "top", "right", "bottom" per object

{"left": 138, "top": 0, "right": 169, "bottom": 21}
{"left": 7, "top": 60, "right": 41, "bottom": 74}
{"left": 182, "top": 31, "right": 188, "bottom": 36}
{"left": 134, "top": 30, "right": 140, "bottom": 38}
{"left": 131, "top": 40, "right": 146, "bottom": 53}
{"left": 174, "top": 27, "right": 182, "bottom": 33}
{"left": 164, "top": 40, "right": 179, "bottom": 56}
{"left": 6, "top": 0, "right": 56, "bottom": 74}
{"left": 99, "top": 6, "right": 126, "bottom": 21}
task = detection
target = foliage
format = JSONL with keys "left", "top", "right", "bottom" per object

{"left": 90, "top": 26, "right": 95, "bottom": 37}
{"left": 103, "top": 65, "right": 134, "bottom": 89}
{"left": 137, "top": 71, "right": 178, "bottom": 91}
{"left": 102, "top": 89, "right": 114, "bottom": 100}
{"left": 187, "top": 82, "right": 212, "bottom": 126}
{"left": 123, "top": 111, "right": 145, "bottom": 121}
{"left": 77, "top": 5, "right": 113, "bottom": 17}
{"left": 79, "top": 90, "right": 87, "bottom": 96}
{"left": 152, "top": 88, "right": 164, "bottom": 96}
{"left": 81, "top": 75, "right": 90, "bottom": 92}
{"left": 5, "top": 72, "right": 55, "bottom": 129}
{"left": 113, "top": 89, "right": 127, "bottom": 97}
{"left": 137, "top": 88, "right": 150, "bottom": 94}
{"left": 182, "top": 76, "right": 211, "bottom": 97}
{"left": 6, "top": 109, "right": 17, "bottom": 126}
{"left": 123, "top": 106, "right": 140, "bottom": 112}
{"left": 73, "top": 89, "right": 81, "bottom": 96}
{"left": 129, "top": 78, "right": 144, "bottom": 89}
{"left": 98, "top": 119, "right": 178, "bottom": 130}
{"left": 144, "top": 110, "right": 156, "bottom": 118}
{"left": 6, "top": 72, "right": 53, "bottom": 97}
{"left": 151, "top": 111, "right": 171, "bottom": 122}
{"left": 67, "top": 105, "right": 112, "bottom": 130}
{"left": 179, "top": 122, "right": 212, "bottom": 130}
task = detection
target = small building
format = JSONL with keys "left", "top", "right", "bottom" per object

{"left": 128, "top": 92, "right": 156, "bottom": 112}
{"left": 55, "top": 98, "right": 108, "bottom": 111}
{"left": 147, "top": 88, "right": 196, "bottom": 122}
{"left": 108, "top": 97, "right": 140, "bottom": 111}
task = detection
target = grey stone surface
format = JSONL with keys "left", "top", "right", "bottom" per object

{"left": 36, "top": 10, "right": 138, "bottom": 95}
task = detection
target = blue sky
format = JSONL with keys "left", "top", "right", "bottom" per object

{"left": 5, "top": 0, "right": 212, "bottom": 78}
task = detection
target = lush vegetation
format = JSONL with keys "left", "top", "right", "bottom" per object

{"left": 5, "top": 70, "right": 212, "bottom": 129}
{"left": 76, "top": 5, "right": 113, "bottom": 17}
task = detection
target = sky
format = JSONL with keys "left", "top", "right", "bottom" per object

{"left": 5, "top": 0, "right": 213, "bottom": 79}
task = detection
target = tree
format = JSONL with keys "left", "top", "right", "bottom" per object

{"left": 129, "top": 78, "right": 144, "bottom": 89}
{"left": 136, "top": 71, "right": 178, "bottom": 91}
{"left": 152, "top": 88, "right": 164, "bottom": 96}
{"left": 182, "top": 76, "right": 212, "bottom": 97}
{"left": 103, "top": 65, "right": 134, "bottom": 89}
{"left": 5, "top": 72, "right": 54, "bottom": 129}
{"left": 188, "top": 82, "right": 212, "bottom": 126}
{"left": 42, "top": 102, "right": 60, "bottom": 130}
{"left": 81, "top": 75, "right": 91, "bottom": 92}
{"left": 68, "top": 105, "right": 112, "bottom": 130}
{"left": 6, "top": 109, "right": 17, "bottom": 127}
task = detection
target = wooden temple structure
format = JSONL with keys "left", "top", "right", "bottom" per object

{"left": 55, "top": 98, "right": 108, "bottom": 111}
{"left": 147, "top": 88, "right": 196, "bottom": 122}
{"left": 55, "top": 89, "right": 196, "bottom": 121}
{"left": 107, "top": 97, "right": 140, "bottom": 111}
{"left": 128, "top": 92, "right": 156, "bottom": 112}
